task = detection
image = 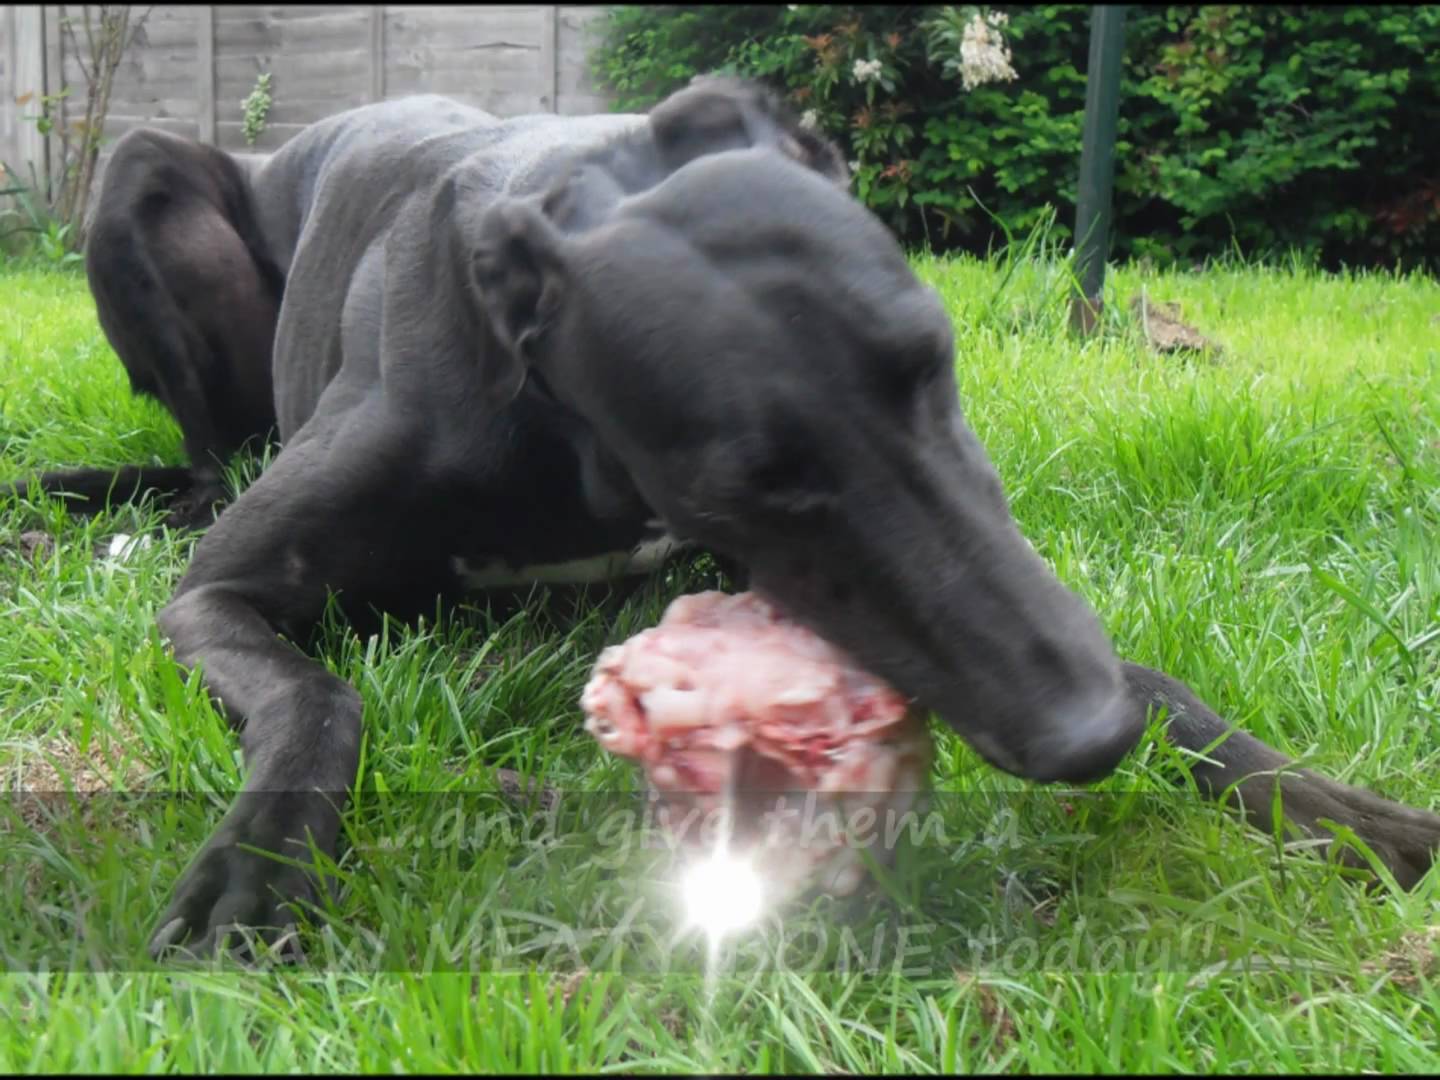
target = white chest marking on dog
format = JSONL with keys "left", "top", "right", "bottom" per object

{"left": 452, "top": 534, "right": 693, "bottom": 590}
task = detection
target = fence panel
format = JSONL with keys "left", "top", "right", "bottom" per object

{"left": 0, "top": 3, "right": 619, "bottom": 198}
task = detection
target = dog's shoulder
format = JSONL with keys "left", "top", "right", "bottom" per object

{"left": 248, "top": 96, "right": 499, "bottom": 268}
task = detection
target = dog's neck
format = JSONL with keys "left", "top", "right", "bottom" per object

{"left": 533, "top": 129, "right": 669, "bottom": 238}
{"left": 530, "top": 80, "right": 850, "bottom": 242}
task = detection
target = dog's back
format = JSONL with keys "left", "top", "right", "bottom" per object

{"left": 250, "top": 99, "right": 649, "bottom": 440}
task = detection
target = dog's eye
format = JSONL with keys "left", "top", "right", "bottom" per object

{"left": 875, "top": 307, "right": 954, "bottom": 414}
{"left": 748, "top": 451, "right": 836, "bottom": 518}
{"left": 875, "top": 352, "right": 941, "bottom": 413}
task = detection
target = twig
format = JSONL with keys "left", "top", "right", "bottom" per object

{"left": 46, "top": 4, "right": 142, "bottom": 243}
{"left": 60, "top": 7, "right": 94, "bottom": 89}
{"left": 82, "top": 4, "right": 98, "bottom": 83}
{"left": 124, "top": 4, "right": 153, "bottom": 51}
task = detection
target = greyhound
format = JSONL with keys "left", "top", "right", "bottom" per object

{"left": 4, "top": 78, "right": 1437, "bottom": 959}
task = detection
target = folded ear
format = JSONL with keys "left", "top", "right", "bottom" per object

{"left": 379, "top": 179, "right": 555, "bottom": 409}
{"left": 468, "top": 196, "right": 570, "bottom": 359}
{"left": 648, "top": 75, "right": 849, "bottom": 187}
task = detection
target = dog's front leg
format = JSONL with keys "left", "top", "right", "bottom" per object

{"left": 1128, "top": 662, "right": 1440, "bottom": 889}
{"left": 145, "top": 425, "right": 393, "bottom": 961}
{"left": 149, "top": 583, "right": 361, "bottom": 960}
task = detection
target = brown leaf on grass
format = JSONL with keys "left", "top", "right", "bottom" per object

{"left": 17, "top": 530, "right": 56, "bottom": 560}
{"left": 954, "top": 973, "right": 1017, "bottom": 1050}
{"left": 1032, "top": 896, "right": 1059, "bottom": 928}
{"left": 491, "top": 766, "right": 559, "bottom": 813}
{"left": 1130, "top": 293, "right": 1222, "bottom": 358}
{"left": 518, "top": 967, "right": 599, "bottom": 1015}
{"left": 17, "top": 733, "right": 144, "bottom": 795}
{"left": 11, "top": 732, "right": 147, "bottom": 893}
{"left": 466, "top": 645, "right": 518, "bottom": 690}
{"left": 441, "top": 758, "right": 559, "bottom": 809}
{"left": 552, "top": 967, "right": 590, "bottom": 1007}
{"left": 1360, "top": 926, "right": 1440, "bottom": 991}
{"left": 658, "top": 1007, "right": 686, "bottom": 1037}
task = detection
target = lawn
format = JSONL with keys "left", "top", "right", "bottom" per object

{"left": 1, "top": 251, "right": 1438, "bottom": 1072}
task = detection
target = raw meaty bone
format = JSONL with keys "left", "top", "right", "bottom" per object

{"left": 582, "top": 590, "right": 933, "bottom": 903}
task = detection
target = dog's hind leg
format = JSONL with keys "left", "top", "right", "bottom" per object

{"left": 14, "top": 127, "right": 284, "bottom": 529}
{"left": 4, "top": 465, "right": 195, "bottom": 515}
{"left": 1126, "top": 662, "right": 1440, "bottom": 889}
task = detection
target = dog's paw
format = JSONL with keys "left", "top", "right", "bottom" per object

{"left": 163, "top": 486, "right": 226, "bottom": 531}
{"left": 150, "top": 792, "right": 339, "bottom": 964}
{"left": 1285, "top": 772, "right": 1440, "bottom": 890}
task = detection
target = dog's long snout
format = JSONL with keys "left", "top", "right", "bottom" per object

{"left": 757, "top": 499, "right": 1144, "bottom": 784}
{"left": 924, "top": 552, "right": 1142, "bottom": 783}
{"left": 794, "top": 434, "right": 1146, "bottom": 785}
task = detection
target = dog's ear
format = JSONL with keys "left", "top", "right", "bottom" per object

{"left": 381, "top": 181, "right": 566, "bottom": 408}
{"left": 648, "top": 75, "right": 849, "bottom": 187}
{"left": 468, "top": 197, "right": 570, "bottom": 360}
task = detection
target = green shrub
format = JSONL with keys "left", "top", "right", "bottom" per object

{"left": 0, "top": 160, "right": 82, "bottom": 267}
{"left": 590, "top": 4, "right": 1440, "bottom": 270}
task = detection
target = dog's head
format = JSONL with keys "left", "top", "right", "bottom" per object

{"left": 450, "top": 77, "right": 1141, "bottom": 782}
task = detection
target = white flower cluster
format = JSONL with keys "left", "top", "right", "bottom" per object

{"left": 852, "top": 57, "right": 884, "bottom": 85}
{"left": 799, "top": 108, "right": 820, "bottom": 130}
{"left": 959, "top": 10, "right": 1018, "bottom": 91}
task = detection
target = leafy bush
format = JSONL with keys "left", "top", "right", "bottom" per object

{"left": 0, "top": 160, "right": 83, "bottom": 267}
{"left": 590, "top": 5, "right": 1440, "bottom": 270}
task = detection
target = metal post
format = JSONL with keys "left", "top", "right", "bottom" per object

{"left": 1070, "top": 5, "right": 1127, "bottom": 335}
{"left": 197, "top": 6, "right": 216, "bottom": 144}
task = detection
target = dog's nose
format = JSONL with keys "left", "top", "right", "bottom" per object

{"left": 1014, "top": 687, "right": 1144, "bottom": 783}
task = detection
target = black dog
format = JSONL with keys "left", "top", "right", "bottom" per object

{"left": 6, "top": 78, "right": 1437, "bottom": 958}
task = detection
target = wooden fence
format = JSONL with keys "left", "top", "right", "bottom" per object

{"left": 1, "top": 4, "right": 613, "bottom": 199}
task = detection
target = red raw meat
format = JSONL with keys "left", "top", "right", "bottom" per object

{"left": 582, "top": 590, "right": 932, "bottom": 897}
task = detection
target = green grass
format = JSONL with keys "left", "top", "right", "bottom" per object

{"left": 2, "top": 252, "right": 1439, "bottom": 1072}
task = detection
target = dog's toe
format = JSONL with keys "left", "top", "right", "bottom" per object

{"left": 150, "top": 913, "right": 306, "bottom": 967}
{"left": 1295, "top": 777, "right": 1440, "bottom": 890}
{"left": 149, "top": 916, "right": 191, "bottom": 959}
{"left": 150, "top": 797, "right": 332, "bottom": 965}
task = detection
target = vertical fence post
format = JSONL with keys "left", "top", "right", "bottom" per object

{"left": 196, "top": 5, "right": 216, "bottom": 143}
{"left": 539, "top": 6, "right": 559, "bottom": 113}
{"left": 370, "top": 6, "right": 386, "bottom": 103}
{"left": 44, "top": 4, "right": 64, "bottom": 203}
{"left": 9, "top": 6, "right": 50, "bottom": 194}
{"left": 1070, "top": 4, "right": 1127, "bottom": 335}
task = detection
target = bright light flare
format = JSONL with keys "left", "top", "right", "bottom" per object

{"left": 680, "top": 851, "right": 765, "bottom": 940}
